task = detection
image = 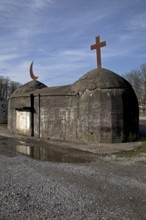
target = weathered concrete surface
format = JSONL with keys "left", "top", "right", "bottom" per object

{"left": 71, "top": 68, "right": 139, "bottom": 143}
{"left": 8, "top": 68, "right": 139, "bottom": 144}
{"left": 0, "top": 122, "right": 146, "bottom": 219}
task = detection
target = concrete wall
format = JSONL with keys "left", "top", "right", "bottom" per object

{"left": 34, "top": 95, "right": 79, "bottom": 141}
{"left": 8, "top": 86, "right": 139, "bottom": 143}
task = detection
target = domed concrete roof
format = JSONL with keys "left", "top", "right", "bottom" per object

{"left": 71, "top": 68, "right": 131, "bottom": 92}
{"left": 11, "top": 80, "right": 47, "bottom": 97}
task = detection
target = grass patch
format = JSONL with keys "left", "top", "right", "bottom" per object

{"left": 116, "top": 141, "right": 146, "bottom": 158}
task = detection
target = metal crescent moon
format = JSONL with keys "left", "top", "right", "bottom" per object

{"left": 30, "top": 61, "right": 38, "bottom": 80}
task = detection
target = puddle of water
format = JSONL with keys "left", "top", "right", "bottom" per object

{"left": 15, "top": 145, "right": 94, "bottom": 163}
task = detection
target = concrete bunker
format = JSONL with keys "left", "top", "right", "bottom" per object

{"left": 8, "top": 68, "right": 139, "bottom": 143}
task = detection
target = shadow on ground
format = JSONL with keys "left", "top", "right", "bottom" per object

{"left": 139, "top": 120, "right": 146, "bottom": 141}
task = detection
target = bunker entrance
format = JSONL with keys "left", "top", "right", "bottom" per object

{"left": 16, "top": 110, "right": 31, "bottom": 135}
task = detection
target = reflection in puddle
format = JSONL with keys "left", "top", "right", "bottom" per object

{"left": 15, "top": 145, "right": 94, "bottom": 163}
{"left": 16, "top": 145, "right": 31, "bottom": 155}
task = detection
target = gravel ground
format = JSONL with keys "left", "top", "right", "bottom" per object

{"left": 0, "top": 148, "right": 146, "bottom": 220}
{"left": 0, "top": 119, "right": 146, "bottom": 220}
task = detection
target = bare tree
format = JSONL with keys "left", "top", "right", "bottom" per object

{"left": 0, "top": 76, "right": 9, "bottom": 100}
{"left": 7, "top": 81, "right": 21, "bottom": 99}
{"left": 139, "top": 64, "right": 146, "bottom": 106}
{"left": 124, "top": 70, "right": 142, "bottom": 104}
{"left": 124, "top": 63, "right": 146, "bottom": 107}
{"left": 0, "top": 76, "right": 21, "bottom": 100}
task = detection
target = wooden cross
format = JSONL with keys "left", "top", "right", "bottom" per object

{"left": 90, "top": 36, "right": 106, "bottom": 68}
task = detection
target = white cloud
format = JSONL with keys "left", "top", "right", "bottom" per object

{"left": 31, "top": 0, "right": 53, "bottom": 9}
{"left": 128, "top": 13, "right": 146, "bottom": 30}
{"left": 0, "top": 0, "right": 145, "bottom": 86}
{"left": 0, "top": 54, "right": 21, "bottom": 62}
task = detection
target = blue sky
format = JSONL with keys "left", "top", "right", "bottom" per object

{"left": 0, "top": 0, "right": 146, "bottom": 86}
